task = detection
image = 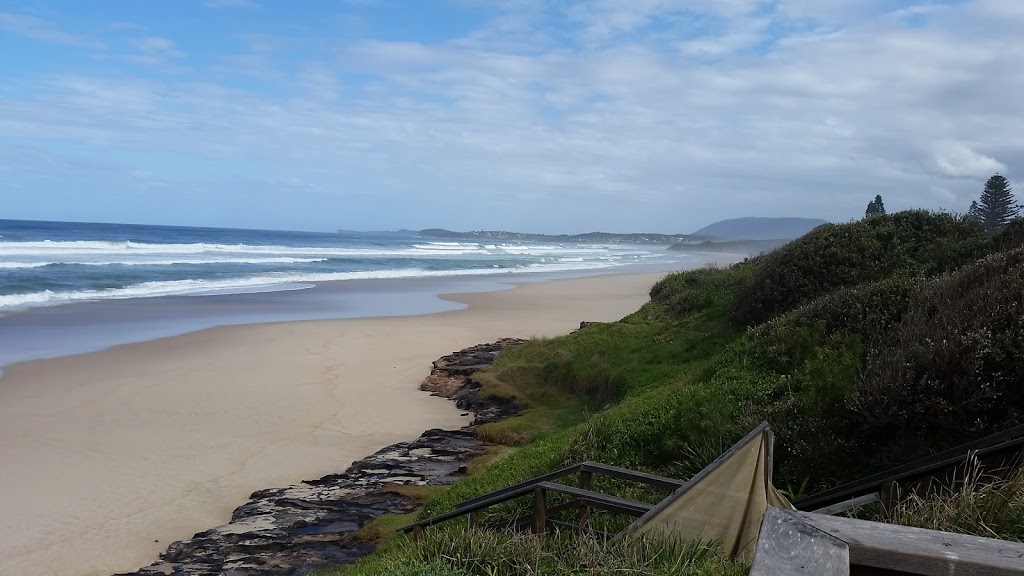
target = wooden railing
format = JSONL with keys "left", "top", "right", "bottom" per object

{"left": 795, "top": 423, "right": 1024, "bottom": 514}
{"left": 751, "top": 505, "right": 1024, "bottom": 576}
{"left": 399, "top": 461, "right": 685, "bottom": 538}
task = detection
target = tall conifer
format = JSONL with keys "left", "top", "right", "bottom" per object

{"left": 976, "top": 174, "right": 1019, "bottom": 232}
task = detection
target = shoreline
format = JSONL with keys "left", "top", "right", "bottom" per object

{"left": 0, "top": 270, "right": 685, "bottom": 576}
{"left": 0, "top": 263, "right": 709, "bottom": 371}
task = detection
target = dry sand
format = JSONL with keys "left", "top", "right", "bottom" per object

{"left": 0, "top": 272, "right": 667, "bottom": 576}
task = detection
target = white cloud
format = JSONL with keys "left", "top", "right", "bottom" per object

{"left": 0, "top": 11, "right": 102, "bottom": 48}
{"left": 202, "top": 0, "right": 257, "bottom": 8}
{"left": 3, "top": 1, "right": 1024, "bottom": 231}
{"left": 933, "top": 141, "right": 1007, "bottom": 178}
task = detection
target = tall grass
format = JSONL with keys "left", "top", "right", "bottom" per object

{"left": 880, "top": 458, "right": 1024, "bottom": 541}
{"left": 338, "top": 526, "right": 747, "bottom": 576}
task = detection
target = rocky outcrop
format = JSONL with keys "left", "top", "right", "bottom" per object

{"left": 116, "top": 339, "right": 525, "bottom": 576}
{"left": 421, "top": 338, "right": 526, "bottom": 425}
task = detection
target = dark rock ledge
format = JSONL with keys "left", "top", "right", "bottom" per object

{"left": 116, "top": 338, "right": 526, "bottom": 576}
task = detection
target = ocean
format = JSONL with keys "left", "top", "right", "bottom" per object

{"left": 0, "top": 219, "right": 698, "bottom": 367}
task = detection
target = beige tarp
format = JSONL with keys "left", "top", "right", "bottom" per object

{"left": 630, "top": 425, "right": 793, "bottom": 560}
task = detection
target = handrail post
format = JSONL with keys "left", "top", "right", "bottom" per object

{"left": 533, "top": 486, "right": 547, "bottom": 535}
{"left": 468, "top": 510, "right": 479, "bottom": 530}
{"left": 579, "top": 470, "right": 592, "bottom": 531}
{"left": 413, "top": 525, "right": 424, "bottom": 542}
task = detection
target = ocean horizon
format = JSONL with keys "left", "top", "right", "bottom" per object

{"left": 0, "top": 218, "right": 702, "bottom": 368}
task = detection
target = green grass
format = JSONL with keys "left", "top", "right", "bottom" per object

{"left": 338, "top": 526, "right": 748, "bottom": 576}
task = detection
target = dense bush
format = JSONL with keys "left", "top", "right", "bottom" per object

{"left": 852, "top": 247, "right": 1024, "bottom": 461}
{"left": 649, "top": 263, "right": 752, "bottom": 320}
{"left": 731, "top": 211, "right": 989, "bottom": 327}
{"left": 767, "top": 275, "right": 926, "bottom": 347}
{"left": 995, "top": 218, "right": 1024, "bottom": 252}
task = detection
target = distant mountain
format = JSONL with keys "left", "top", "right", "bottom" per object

{"left": 418, "top": 228, "right": 714, "bottom": 245}
{"left": 694, "top": 217, "right": 828, "bottom": 240}
{"left": 667, "top": 238, "right": 790, "bottom": 255}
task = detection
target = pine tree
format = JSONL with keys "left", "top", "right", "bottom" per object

{"left": 865, "top": 194, "right": 886, "bottom": 218}
{"left": 976, "top": 174, "right": 1019, "bottom": 232}
{"left": 968, "top": 200, "right": 982, "bottom": 221}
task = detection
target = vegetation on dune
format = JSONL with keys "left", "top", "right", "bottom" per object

{"left": 335, "top": 207, "right": 1024, "bottom": 576}
{"left": 730, "top": 210, "right": 990, "bottom": 327}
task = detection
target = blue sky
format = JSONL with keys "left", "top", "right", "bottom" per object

{"left": 1, "top": 0, "right": 1021, "bottom": 233}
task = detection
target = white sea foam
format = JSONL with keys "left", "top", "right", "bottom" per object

{"left": 0, "top": 257, "right": 328, "bottom": 268}
{"left": 0, "top": 262, "right": 50, "bottom": 269}
{"left": 0, "top": 240, "right": 619, "bottom": 261}
{"left": 0, "top": 260, "right": 618, "bottom": 313}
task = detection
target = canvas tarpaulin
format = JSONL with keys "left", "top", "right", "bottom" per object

{"left": 628, "top": 424, "right": 793, "bottom": 560}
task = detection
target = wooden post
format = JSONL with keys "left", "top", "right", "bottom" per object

{"left": 468, "top": 511, "right": 479, "bottom": 530}
{"left": 579, "top": 470, "right": 592, "bottom": 531}
{"left": 533, "top": 486, "right": 547, "bottom": 535}
{"left": 413, "top": 525, "right": 424, "bottom": 542}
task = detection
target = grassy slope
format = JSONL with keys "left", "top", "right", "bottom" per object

{"left": 336, "top": 212, "right": 1024, "bottom": 576}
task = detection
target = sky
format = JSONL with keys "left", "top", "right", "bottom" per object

{"left": 1, "top": 0, "right": 1022, "bottom": 234}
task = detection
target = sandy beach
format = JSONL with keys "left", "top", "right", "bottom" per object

{"left": 0, "top": 272, "right": 667, "bottom": 576}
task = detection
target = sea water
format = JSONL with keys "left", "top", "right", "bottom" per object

{"left": 0, "top": 219, "right": 696, "bottom": 367}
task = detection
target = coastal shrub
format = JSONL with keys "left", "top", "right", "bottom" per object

{"left": 564, "top": 382, "right": 739, "bottom": 475}
{"left": 476, "top": 307, "right": 739, "bottom": 407}
{"left": 474, "top": 419, "right": 535, "bottom": 446}
{"left": 995, "top": 217, "right": 1024, "bottom": 252}
{"left": 851, "top": 246, "right": 1024, "bottom": 463}
{"left": 731, "top": 211, "right": 989, "bottom": 327}
{"left": 701, "top": 328, "right": 867, "bottom": 490}
{"left": 648, "top": 263, "right": 753, "bottom": 320}
{"left": 767, "top": 275, "right": 927, "bottom": 348}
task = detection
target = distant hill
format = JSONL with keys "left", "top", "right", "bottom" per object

{"left": 694, "top": 217, "right": 828, "bottom": 240}
{"left": 667, "top": 238, "right": 790, "bottom": 256}
{"left": 418, "top": 228, "right": 714, "bottom": 245}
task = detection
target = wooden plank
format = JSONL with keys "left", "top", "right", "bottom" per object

{"left": 579, "top": 470, "right": 592, "bottom": 530}
{"left": 512, "top": 500, "right": 582, "bottom": 529}
{"left": 533, "top": 486, "right": 547, "bottom": 535}
{"left": 795, "top": 425, "right": 1024, "bottom": 511}
{"left": 536, "top": 482, "right": 654, "bottom": 516}
{"left": 400, "top": 482, "right": 537, "bottom": 532}
{"left": 797, "top": 511, "right": 1024, "bottom": 576}
{"left": 546, "top": 518, "right": 610, "bottom": 537}
{"left": 750, "top": 506, "right": 850, "bottom": 576}
{"left": 580, "top": 461, "right": 687, "bottom": 490}
{"left": 812, "top": 493, "right": 879, "bottom": 516}
{"left": 454, "top": 464, "right": 580, "bottom": 510}
{"left": 401, "top": 463, "right": 662, "bottom": 534}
